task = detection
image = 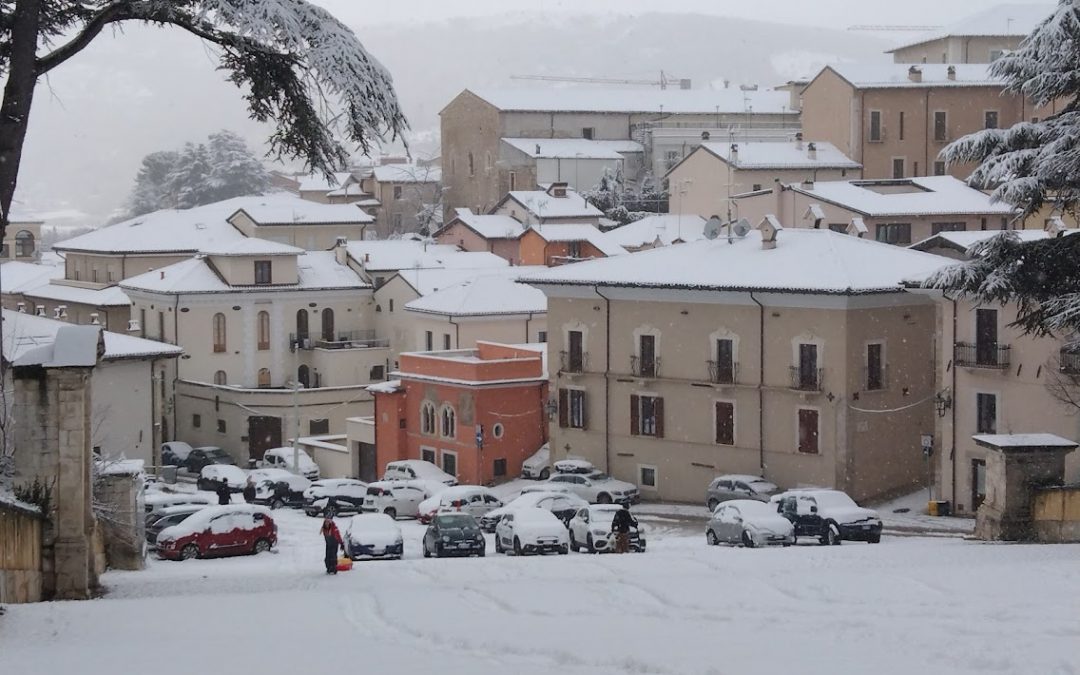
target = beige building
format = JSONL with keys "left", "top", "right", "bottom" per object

{"left": 524, "top": 223, "right": 951, "bottom": 503}
{"left": 801, "top": 63, "right": 1062, "bottom": 181}
{"left": 2, "top": 218, "right": 41, "bottom": 262}
{"left": 492, "top": 184, "right": 604, "bottom": 227}
{"left": 433, "top": 209, "right": 527, "bottom": 263}
{"left": 666, "top": 139, "right": 862, "bottom": 219}
{"left": 364, "top": 163, "right": 442, "bottom": 238}
{"left": 887, "top": 4, "right": 1053, "bottom": 64}
{"left": 735, "top": 176, "right": 1018, "bottom": 246}
{"left": 498, "top": 138, "right": 644, "bottom": 196}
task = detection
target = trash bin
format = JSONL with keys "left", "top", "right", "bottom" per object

{"left": 928, "top": 500, "right": 951, "bottom": 517}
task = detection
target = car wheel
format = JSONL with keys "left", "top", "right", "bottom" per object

{"left": 495, "top": 536, "right": 504, "bottom": 554}
{"left": 180, "top": 544, "right": 199, "bottom": 560}
{"left": 586, "top": 533, "right": 597, "bottom": 553}
{"left": 559, "top": 544, "right": 569, "bottom": 555}
{"left": 324, "top": 505, "right": 336, "bottom": 518}
{"left": 423, "top": 542, "right": 431, "bottom": 558}
{"left": 270, "top": 498, "right": 284, "bottom": 510}
{"left": 539, "top": 468, "right": 551, "bottom": 480}
{"left": 253, "top": 538, "right": 271, "bottom": 554}
{"left": 384, "top": 507, "right": 397, "bottom": 520}
{"left": 435, "top": 543, "right": 444, "bottom": 559}
{"left": 478, "top": 545, "right": 486, "bottom": 557}
{"left": 707, "top": 499, "right": 719, "bottom": 512}
{"left": 569, "top": 531, "right": 579, "bottom": 552}
{"left": 513, "top": 537, "right": 523, "bottom": 556}
{"left": 741, "top": 530, "right": 756, "bottom": 548}
{"left": 597, "top": 493, "right": 612, "bottom": 505}
{"left": 868, "top": 533, "right": 881, "bottom": 544}
{"left": 706, "top": 529, "right": 719, "bottom": 546}
{"left": 824, "top": 523, "right": 841, "bottom": 546}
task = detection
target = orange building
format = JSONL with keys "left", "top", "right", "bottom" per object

{"left": 518, "top": 224, "right": 627, "bottom": 266}
{"left": 371, "top": 342, "right": 549, "bottom": 485}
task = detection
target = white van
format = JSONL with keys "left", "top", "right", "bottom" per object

{"left": 383, "top": 460, "right": 457, "bottom": 486}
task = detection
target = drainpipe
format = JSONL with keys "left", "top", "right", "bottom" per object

{"left": 121, "top": 253, "right": 127, "bottom": 281}
{"left": 924, "top": 89, "right": 930, "bottom": 176}
{"left": 171, "top": 292, "right": 181, "bottom": 442}
{"left": 750, "top": 291, "right": 766, "bottom": 472}
{"left": 448, "top": 315, "right": 460, "bottom": 348}
{"left": 947, "top": 292, "right": 958, "bottom": 507}
{"left": 594, "top": 286, "right": 613, "bottom": 473}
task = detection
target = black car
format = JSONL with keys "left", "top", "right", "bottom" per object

{"left": 422, "top": 513, "right": 486, "bottom": 558}
{"left": 184, "top": 446, "right": 236, "bottom": 474}
{"left": 773, "top": 490, "right": 884, "bottom": 545}
{"left": 302, "top": 480, "right": 368, "bottom": 517}
{"left": 255, "top": 479, "right": 308, "bottom": 509}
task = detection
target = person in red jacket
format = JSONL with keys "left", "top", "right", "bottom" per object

{"left": 320, "top": 516, "right": 344, "bottom": 574}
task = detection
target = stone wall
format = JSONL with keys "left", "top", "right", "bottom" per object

{"left": 0, "top": 504, "right": 43, "bottom": 603}
{"left": 1033, "top": 486, "right": 1080, "bottom": 543}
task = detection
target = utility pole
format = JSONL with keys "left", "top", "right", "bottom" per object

{"left": 292, "top": 377, "right": 301, "bottom": 477}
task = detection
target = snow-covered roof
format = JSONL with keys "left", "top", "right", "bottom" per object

{"left": 973, "top": 433, "right": 1078, "bottom": 449}
{"left": 233, "top": 200, "right": 372, "bottom": 225}
{"left": 441, "top": 209, "right": 527, "bottom": 240}
{"left": 0, "top": 261, "right": 64, "bottom": 294}
{"left": 468, "top": 88, "right": 796, "bottom": 115}
{"left": 392, "top": 266, "right": 522, "bottom": 296}
{"left": 2, "top": 309, "right": 182, "bottom": 364}
{"left": 203, "top": 239, "right": 304, "bottom": 257}
{"left": 297, "top": 171, "right": 354, "bottom": 192}
{"left": 909, "top": 229, "right": 1050, "bottom": 254}
{"left": 606, "top": 215, "right": 708, "bottom": 249}
{"left": 790, "top": 176, "right": 1017, "bottom": 217}
{"left": 346, "top": 240, "right": 507, "bottom": 273}
{"left": 404, "top": 272, "right": 549, "bottom": 317}
{"left": 888, "top": 4, "right": 1053, "bottom": 52}
{"left": 501, "top": 138, "right": 644, "bottom": 160}
{"left": 820, "top": 64, "right": 1001, "bottom": 89}
{"left": 366, "top": 379, "right": 402, "bottom": 394}
{"left": 326, "top": 184, "right": 365, "bottom": 198}
{"left": 522, "top": 228, "right": 951, "bottom": 295}
{"left": 501, "top": 190, "right": 604, "bottom": 220}
{"left": 529, "top": 224, "right": 628, "bottom": 257}
{"left": 371, "top": 163, "right": 442, "bottom": 184}
{"left": 23, "top": 282, "right": 131, "bottom": 307}
{"left": 684, "top": 141, "right": 861, "bottom": 171}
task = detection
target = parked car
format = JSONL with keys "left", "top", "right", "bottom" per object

{"left": 302, "top": 479, "right": 368, "bottom": 517}
{"left": 345, "top": 513, "right": 404, "bottom": 560}
{"left": 156, "top": 504, "right": 277, "bottom": 560}
{"left": 519, "top": 482, "right": 574, "bottom": 496}
{"left": 160, "top": 441, "right": 193, "bottom": 467}
{"left": 184, "top": 446, "right": 236, "bottom": 474}
{"left": 248, "top": 469, "right": 311, "bottom": 509}
{"left": 383, "top": 459, "right": 458, "bottom": 486}
{"left": 546, "top": 471, "right": 639, "bottom": 505}
{"left": 480, "top": 491, "right": 590, "bottom": 532}
{"left": 495, "top": 508, "right": 570, "bottom": 556}
{"left": 521, "top": 443, "right": 551, "bottom": 480}
{"left": 770, "top": 489, "right": 883, "bottom": 545}
{"left": 705, "top": 475, "right": 780, "bottom": 510}
{"left": 568, "top": 505, "right": 647, "bottom": 553}
{"left": 422, "top": 513, "right": 486, "bottom": 558}
{"left": 359, "top": 481, "right": 427, "bottom": 519}
{"left": 417, "top": 485, "right": 503, "bottom": 523}
{"left": 258, "top": 446, "right": 320, "bottom": 480}
{"left": 145, "top": 504, "right": 206, "bottom": 548}
{"left": 706, "top": 499, "right": 794, "bottom": 548}
{"left": 144, "top": 492, "right": 214, "bottom": 518}
{"left": 197, "top": 464, "right": 248, "bottom": 492}
{"left": 553, "top": 458, "right": 595, "bottom": 475}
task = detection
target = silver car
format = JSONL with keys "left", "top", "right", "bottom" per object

{"left": 705, "top": 474, "right": 779, "bottom": 510}
{"left": 706, "top": 500, "right": 794, "bottom": 547}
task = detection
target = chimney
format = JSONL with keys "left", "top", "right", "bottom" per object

{"left": 535, "top": 144, "right": 541, "bottom": 157}
{"left": 801, "top": 178, "right": 815, "bottom": 190}
{"left": 908, "top": 66, "right": 922, "bottom": 83}
{"left": 16, "top": 301, "right": 25, "bottom": 313}
{"left": 946, "top": 65, "right": 956, "bottom": 81}
{"left": 160, "top": 270, "right": 165, "bottom": 280}
{"left": 757, "top": 215, "right": 783, "bottom": 250}
{"left": 364, "top": 252, "right": 370, "bottom": 263}
{"left": 729, "top": 143, "right": 739, "bottom": 164}
{"left": 334, "top": 236, "right": 348, "bottom": 265}
{"left": 807, "top": 142, "right": 817, "bottom": 160}
{"left": 128, "top": 319, "right": 141, "bottom": 333}
{"left": 795, "top": 132, "right": 803, "bottom": 150}
{"left": 774, "top": 179, "right": 784, "bottom": 221}
{"left": 701, "top": 130, "right": 711, "bottom": 141}
{"left": 35, "top": 305, "right": 45, "bottom": 317}
{"left": 90, "top": 313, "right": 101, "bottom": 326}
{"left": 548, "top": 182, "right": 568, "bottom": 198}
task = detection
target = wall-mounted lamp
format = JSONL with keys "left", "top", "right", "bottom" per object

{"left": 934, "top": 389, "right": 953, "bottom": 417}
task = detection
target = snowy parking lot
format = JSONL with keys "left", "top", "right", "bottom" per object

{"left": 2, "top": 503, "right": 1079, "bottom": 675}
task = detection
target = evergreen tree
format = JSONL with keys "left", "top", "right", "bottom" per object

{"left": 128, "top": 150, "right": 180, "bottom": 216}
{"left": 207, "top": 130, "right": 270, "bottom": 202}
{"left": 167, "top": 143, "right": 215, "bottom": 210}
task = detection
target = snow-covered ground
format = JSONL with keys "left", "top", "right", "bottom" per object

{"left": 2, "top": 497, "right": 1078, "bottom": 675}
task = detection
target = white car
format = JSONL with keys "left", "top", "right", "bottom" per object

{"left": 197, "top": 464, "right": 248, "bottom": 491}
{"left": 519, "top": 482, "right": 574, "bottom": 496}
{"left": 707, "top": 499, "right": 795, "bottom": 547}
{"left": 344, "top": 513, "right": 404, "bottom": 560}
{"left": 359, "top": 480, "right": 427, "bottom": 519}
{"left": 259, "top": 446, "right": 320, "bottom": 480}
{"left": 479, "top": 490, "right": 590, "bottom": 532}
{"left": 521, "top": 444, "right": 551, "bottom": 480}
{"left": 553, "top": 458, "right": 595, "bottom": 475}
{"left": 568, "top": 505, "right": 647, "bottom": 553}
{"left": 383, "top": 459, "right": 458, "bottom": 485}
{"left": 546, "top": 471, "right": 640, "bottom": 505}
{"left": 494, "top": 508, "right": 570, "bottom": 556}
{"left": 417, "top": 485, "right": 503, "bottom": 523}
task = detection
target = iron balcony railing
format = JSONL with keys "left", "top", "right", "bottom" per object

{"left": 707, "top": 360, "right": 739, "bottom": 385}
{"left": 631, "top": 355, "right": 662, "bottom": 379}
{"left": 290, "top": 329, "right": 388, "bottom": 351}
{"left": 1060, "top": 348, "right": 1080, "bottom": 375}
{"left": 954, "top": 342, "right": 1010, "bottom": 369}
{"left": 559, "top": 350, "right": 589, "bottom": 374}
{"left": 789, "top": 366, "right": 824, "bottom": 392}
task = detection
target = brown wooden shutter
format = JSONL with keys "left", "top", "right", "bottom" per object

{"left": 715, "top": 401, "right": 734, "bottom": 445}
{"left": 654, "top": 397, "right": 665, "bottom": 439}
{"left": 558, "top": 388, "right": 569, "bottom": 429}
{"left": 798, "top": 409, "right": 819, "bottom": 454}
{"left": 630, "top": 394, "right": 640, "bottom": 436}
{"left": 580, "top": 391, "right": 589, "bottom": 431}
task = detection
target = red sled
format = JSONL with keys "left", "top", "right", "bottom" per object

{"left": 336, "top": 556, "right": 353, "bottom": 572}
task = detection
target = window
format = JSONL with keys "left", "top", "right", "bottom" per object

{"left": 976, "top": 308, "right": 999, "bottom": 365}
{"left": 389, "top": 299, "right": 394, "bottom": 313}
{"left": 828, "top": 223, "right": 847, "bottom": 233}
{"left": 934, "top": 161, "right": 947, "bottom": 176}
{"left": 715, "top": 401, "right": 735, "bottom": 445}
{"left": 509, "top": 172, "right": 517, "bottom": 191}
{"left": 869, "top": 111, "right": 882, "bottom": 141}
{"left": 192, "top": 414, "right": 201, "bottom": 429}
{"left": 296, "top": 309, "right": 309, "bottom": 342}
{"left": 582, "top": 127, "right": 595, "bottom": 140}
{"left": 214, "top": 370, "right": 227, "bottom": 385}
{"left": 321, "top": 308, "right": 335, "bottom": 342}
{"left": 976, "top": 393, "right": 997, "bottom": 434}
{"left": 92, "top": 268, "right": 98, "bottom": 283}
{"left": 971, "top": 459, "right": 988, "bottom": 511}
{"left": 213, "top": 313, "right": 227, "bottom": 352}
{"left": 440, "top": 405, "right": 456, "bottom": 438}
{"left": 892, "top": 158, "right": 905, "bottom": 179}
{"left": 493, "top": 458, "right": 507, "bottom": 477}
{"left": 309, "top": 419, "right": 330, "bottom": 435}
{"left": 934, "top": 111, "right": 948, "bottom": 142}
{"left": 984, "top": 110, "right": 999, "bottom": 129}
{"left": 393, "top": 185, "right": 403, "bottom": 200}
{"left": 421, "top": 447, "right": 436, "bottom": 464}
{"left": 712, "top": 338, "right": 735, "bottom": 384}
{"left": 664, "top": 150, "right": 680, "bottom": 169}
{"left": 932, "top": 222, "right": 967, "bottom": 234}
{"left": 392, "top": 213, "right": 403, "bottom": 230}
{"left": 866, "top": 342, "right": 884, "bottom": 391}
{"left": 443, "top": 333, "right": 451, "bottom": 350}
{"left": 369, "top": 365, "right": 385, "bottom": 380}
{"left": 257, "top": 368, "right": 271, "bottom": 388}
{"left": 752, "top": 183, "right": 763, "bottom": 192}
{"left": 566, "top": 330, "right": 584, "bottom": 372}
{"left": 567, "top": 241, "right": 582, "bottom": 259}
{"left": 630, "top": 394, "right": 663, "bottom": 438}
{"left": 14, "top": 230, "right": 34, "bottom": 258}
{"left": 297, "top": 365, "right": 310, "bottom": 388}
{"left": 898, "top": 111, "right": 905, "bottom": 141}
{"left": 639, "top": 465, "right": 657, "bottom": 489}
{"left": 442, "top": 451, "right": 457, "bottom": 477}
{"left": 637, "top": 334, "right": 657, "bottom": 378}
{"left": 875, "top": 223, "right": 911, "bottom": 245}
{"left": 797, "top": 343, "right": 819, "bottom": 390}
{"left": 257, "top": 311, "right": 270, "bottom": 350}
{"left": 158, "top": 312, "right": 166, "bottom": 342}
{"left": 254, "top": 260, "right": 272, "bottom": 285}
{"left": 424, "top": 331, "right": 433, "bottom": 351}
{"left": 558, "top": 389, "right": 587, "bottom": 429}
{"left": 421, "top": 402, "right": 436, "bottom": 435}
{"left": 492, "top": 423, "right": 504, "bottom": 439}
{"left": 139, "top": 308, "right": 147, "bottom": 338}
{"left": 797, "top": 408, "right": 819, "bottom": 454}
{"left": 217, "top": 419, "right": 227, "bottom": 434}
{"left": 537, "top": 331, "right": 547, "bottom": 343}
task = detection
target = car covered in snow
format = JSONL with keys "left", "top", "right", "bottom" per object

{"left": 144, "top": 492, "right": 214, "bottom": 519}
{"left": 160, "top": 441, "right": 193, "bottom": 467}
{"left": 359, "top": 481, "right": 427, "bottom": 519}
{"left": 302, "top": 478, "right": 368, "bottom": 517}
{"left": 383, "top": 459, "right": 458, "bottom": 486}
{"left": 479, "top": 490, "right": 589, "bottom": 532}
{"left": 553, "top": 458, "right": 595, "bottom": 475}
{"left": 345, "top": 513, "right": 404, "bottom": 560}
{"left": 518, "top": 482, "right": 574, "bottom": 496}
{"left": 422, "top": 513, "right": 486, "bottom": 558}
{"left": 520, "top": 443, "right": 551, "bottom": 480}
{"left": 707, "top": 499, "right": 794, "bottom": 548}
{"left": 145, "top": 504, "right": 207, "bottom": 548}
{"left": 258, "top": 446, "right": 321, "bottom": 480}
{"left": 156, "top": 504, "right": 277, "bottom": 560}
{"left": 545, "top": 471, "right": 639, "bottom": 505}
{"left": 248, "top": 469, "right": 311, "bottom": 509}
{"left": 770, "top": 489, "right": 883, "bottom": 545}
{"left": 183, "top": 446, "right": 237, "bottom": 474}
{"left": 568, "top": 505, "right": 647, "bottom": 553}
{"left": 196, "top": 464, "right": 248, "bottom": 492}
{"left": 705, "top": 475, "right": 780, "bottom": 510}
{"left": 417, "top": 485, "right": 503, "bottom": 524}
{"left": 494, "top": 508, "right": 570, "bottom": 556}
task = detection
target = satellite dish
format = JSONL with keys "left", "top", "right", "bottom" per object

{"left": 704, "top": 216, "right": 723, "bottom": 240}
{"left": 733, "top": 218, "right": 752, "bottom": 238}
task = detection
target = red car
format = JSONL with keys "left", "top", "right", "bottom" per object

{"left": 156, "top": 504, "right": 277, "bottom": 560}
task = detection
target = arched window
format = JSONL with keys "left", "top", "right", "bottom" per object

{"left": 257, "top": 311, "right": 270, "bottom": 351}
{"left": 296, "top": 309, "right": 309, "bottom": 342}
{"left": 321, "top": 307, "right": 335, "bottom": 342}
{"left": 14, "top": 230, "right": 34, "bottom": 258}
{"left": 214, "top": 370, "right": 227, "bottom": 386}
{"left": 440, "top": 405, "right": 456, "bottom": 439}
{"left": 297, "top": 365, "right": 310, "bottom": 389}
{"left": 258, "top": 368, "right": 271, "bottom": 388}
{"left": 420, "top": 402, "right": 436, "bottom": 435}
{"left": 212, "top": 313, "right": 227, "bottom": 353}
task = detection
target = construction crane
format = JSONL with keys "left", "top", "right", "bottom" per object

{"left": 510, "top": 71, "right": 690, "bottom": 90}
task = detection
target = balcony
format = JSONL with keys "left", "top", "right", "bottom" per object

{"left": 1060, "top": 348, "right": 1080, "bottom": 375}
{"left": 559, "top": 350, "right": 589, "bottom": 374}
{"left": 707, "top": 360, "right": 739, "bottom": 385}
{"left": 789, "top": 366, "right": 824, "bottom": 392}
{"left": 631, "top": 355, "right": 661, "bottom": 379}
{"left": 290, "top": 329, "right": 389, "bottom": 351}
{"left": 954, "top": 342, "right": 1011, "bottom": 369}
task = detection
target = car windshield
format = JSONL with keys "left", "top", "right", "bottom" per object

{"left": 366, "top": 487, "right": 387, "bottom": 496}
{"left": 750, "top": 480, "right": 778, "bottom": 493}
{"left": 435, "top": 515, "right": 475, "bottom": 528}
{"left": 590, "top": 509, "right": 619, "bottom": 523}
{"left": 207, "top": 450, "right": 229, "bottom": 459}
{"left": 589, "top": 472, "right": 611, "bottom": 481}
{"left": 733, "top": 501, "right": 774, "bottom": 517}
{"left": 810, "top": 492, "right": 858, "bottom": 509}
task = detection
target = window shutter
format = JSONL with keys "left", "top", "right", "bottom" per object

{"left": 558, "top": 389, "right": 569, "bottom": 429}
{"left": 630, "top": 394, "right": 640, "bottom": 436}
{"left": 715, "top": 401, "right": 734, "bottom": 445}
{"left": 580, "top": 392, "right": 589, "bottom": 431}
{"left": 655, "top": 397, "right": 665, "bottom": 439}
